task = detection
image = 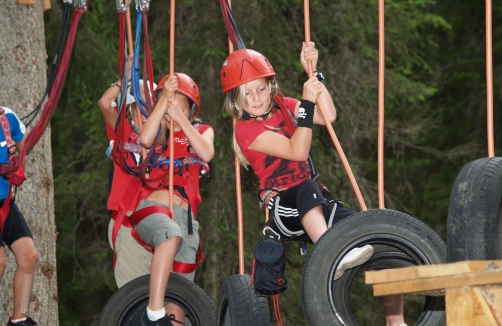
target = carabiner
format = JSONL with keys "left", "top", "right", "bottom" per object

{"left": 262, "top": 226, "right": 281, "bottom": 240}
{"left": 136, "top": 0, "right": 151, "bottom": 11}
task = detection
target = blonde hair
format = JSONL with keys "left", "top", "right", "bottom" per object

{"left": 223, "top": 78, "right": 280, "bottom": 168}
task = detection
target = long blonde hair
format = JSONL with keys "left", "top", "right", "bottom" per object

{"left": 223, "top": 78, "right": 280, "bottom": 168}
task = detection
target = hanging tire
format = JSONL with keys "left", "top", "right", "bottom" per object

{"left": 216, "top": 274, "right": 270, "bottom": 326}
{"left": 447, "top": 157, "right": 502, "bottom": 262}
{"left": 301, "top": 209, "right": 446, "bottom": 326}
{"left": 96, "top": 273, "right": 216, "bottom": 326}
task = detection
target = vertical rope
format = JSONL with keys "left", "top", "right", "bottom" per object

{"left": 169, "top": 0, "right": 176, "bottom": 210}
{"left": 486, "top": 0, "right": 494, "bottom": 157}
{"left": 303, "top": 0, "right": 367, "bottom": 211}
{"left": 377, "top": 0, "right": 385, "bottom": 208}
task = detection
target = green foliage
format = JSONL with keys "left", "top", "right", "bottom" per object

{"left": 44, "top": 0, "right": 501, "bottom": 324}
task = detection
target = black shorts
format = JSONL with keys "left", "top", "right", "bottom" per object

{"left": 267, "top": 179, "right": 356, "bottom": 243}
{"left": 0, "top": 199, "right": 32, "bottom": 247}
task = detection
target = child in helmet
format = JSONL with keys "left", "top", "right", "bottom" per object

{"left": 221, "top": 42, "right": 374, "bottom": 279}
{"left": 132, "top": 73, "right": 214, "bottom": 326}
{"left": 98, "top": 76, "right": 156, "bottom": 289}
{"left": 222, "top": 43, "right": 407, "bottom": 326}
{"left": 0, "top": 107, "right": 38, "bottom": 326}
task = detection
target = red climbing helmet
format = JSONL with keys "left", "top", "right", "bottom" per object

{"left": 156, "top": 73, "right": 201, "bottom": 117}
{"left": 220, "top": 49, "right": 276, "bottom": 94}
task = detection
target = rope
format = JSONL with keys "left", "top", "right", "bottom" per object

{"left": 21, "top": 2, "right": 73, "bottom": 127}
{"left": 219, "top": 0, "right": 246, "bottom": 50}
{"left": 13, "top": 4, "right": 87, "bottom": 174}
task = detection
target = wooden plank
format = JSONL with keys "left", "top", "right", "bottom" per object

{"left": 482, "top": 287, "right": 502, "bottom": 324}
{"left": 43, "top": 0, "right": 51, "bottom": 11}
{"left": 16, "top": 0, "right": 36, "bottom": 5}
{"left": 446, "top": 287, "right": 498, "bottom": 326}
{"left": 372, "top": 270, "right": 502, "bottom": 296}
{"left": 366, "top": 260, "right": 502, "bottom": 285}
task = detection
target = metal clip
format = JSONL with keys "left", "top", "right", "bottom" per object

{"left": 73, "top": 0, "right": 88, "bottom": 9}
{"left": 262, "top": 227, "right": 280, "bottom": 240}
{"left": 300, "top": 242, "right": 307, "bottom": 256}
{"left": 136, "top": 0, "right": 151, "bottom": 11}
{"left": 116, "top": 0, "right": 132, "bottom": 11}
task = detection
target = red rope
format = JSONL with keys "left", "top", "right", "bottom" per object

{"left": 273, "top": 294, "right": 283, "bottom": 326}
{"left": 13, "top": 7, "right": 84, "bottom": 172}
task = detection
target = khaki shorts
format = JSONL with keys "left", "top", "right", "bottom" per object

{"left": 108, "top": 203, "right": 199, "bottom": 287}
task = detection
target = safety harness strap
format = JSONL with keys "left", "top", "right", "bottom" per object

{"left": 127, "top": 204, "right": 203, "bottom": 274}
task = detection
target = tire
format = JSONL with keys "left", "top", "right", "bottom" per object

{"left": 447, "top": 157, "right": 502, "bottom": 262}
{"left": 96, "top": 273, "right": 216, "bottom": 326}
{"left": 301, "top": 209, "right": 447, "bottom": 326}
{"left": 216, "top": 274, "right": 270, "bottom": 326}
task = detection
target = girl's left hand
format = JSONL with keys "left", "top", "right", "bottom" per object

{"left": 164, "top": 98, "right": 185, "bottom": 124}
{"left": 300, "top": 42, "right": 318, "bottom": 73}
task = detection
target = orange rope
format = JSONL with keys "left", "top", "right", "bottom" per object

{"left": 377, "top": 0, "right": 385, "bottom": 208}
{"left": 486, "top": 0, "right": 494, "bottom": 157}
{"left": 169, "top": 0, "right": 176, "bottom": 210}
{"left": 303, "top": 0, "right": 367, "bottom": 211}
{"left": 225, "top": 0, "right": 245, "bottom": 275}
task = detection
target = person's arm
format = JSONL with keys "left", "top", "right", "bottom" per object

{"left": 140, "top": 76, "right": 177, "bottom": 148}
{"left": 15, "top": 135, "right": 26, "bottom": 168}
{"left": 248, "top": 76, "right": 321, "bottom": 162}
{"left": 97, "top": 56, "right": 133, "bottom": 127}
{"left": 97, "top": 81, "right": 120, "bottom": 127}
{"left": 299, "top": 42, "right": 336, "bottom": 125}
{"left": 176, "top": 117, "right": 214, "bottom": 163}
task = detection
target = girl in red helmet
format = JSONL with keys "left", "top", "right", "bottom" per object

{"left": 132, "top": 73, "right": 214, "bottom": 326}
{"left": 222, "top": 43, "right": 407, "bottom": 326}
{"left": 221, "top": 42, "right": 374, "bottom": 280}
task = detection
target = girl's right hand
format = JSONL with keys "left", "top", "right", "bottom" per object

{"left": 161, "top": 75, "right": 178, "bottom": 100}
{"left": 302, "top": 76, "right": 322, "bottom": 103}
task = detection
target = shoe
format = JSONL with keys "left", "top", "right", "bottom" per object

{"left": 7, "top": 317, "right": 38, "bottom": 325}
{"left": 334, "top": 244, "right": 374, "bottom": 280}
{"left": 141, "top": 310, "right": 174, "bottom": 326}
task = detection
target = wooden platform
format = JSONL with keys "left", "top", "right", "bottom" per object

{"left": 365, "top": 260, "right": 502, "bottom": 325}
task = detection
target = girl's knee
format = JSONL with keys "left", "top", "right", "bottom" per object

{"left": 17, "top": 248, "right": 38, "bottom": 269}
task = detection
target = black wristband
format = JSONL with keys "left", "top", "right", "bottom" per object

{"left": 297, "top": 99, "right": 316, "bottom": 129}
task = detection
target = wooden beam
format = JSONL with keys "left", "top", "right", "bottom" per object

{"left": 366, "top": 260, "right": 502, "bottom": 284}
{"left": 446, "top": 287, "right": 499, "bottom": 325}
{"left": 16, "top": 0, "right": 36, "bottom": 5}
{"left": 371, "top": 270, "right": 502, "bottom": 296}
{"left": 43, "top": 0, "right": 51, "bottom": 11}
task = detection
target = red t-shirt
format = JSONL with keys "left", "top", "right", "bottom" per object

{"left": 235, "top": 97, "right": 311, "bottom": 190}
{"left": 147, "top": 124, "right": 213, "bottom": 208}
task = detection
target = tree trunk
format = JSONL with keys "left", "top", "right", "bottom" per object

{"left": 0, "top": 0, "right": 58, "bottom": 324}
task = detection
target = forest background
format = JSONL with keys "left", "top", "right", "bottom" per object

{"left": 39, "top": 0, "right": 502, "bottom": 325}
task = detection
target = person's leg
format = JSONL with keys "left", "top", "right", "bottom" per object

{"left": 0, "top": 245, "right": 6, "bottom": 279}
{"left": 10, "top": 237, "right": 38, "bottom": 320}
{"left": 301, "top": 205, "right": 327, "bottom": 244}
{"left": 0, "top": 232, "right": 6, "bottom": 279}
{"left": 165, "top": 205, "right": 200, "bottom": 325}
{"left": 133, "top": 200, "right": 183, "bottom": 325}
{"left": 383, "top": 294, "right": 406, "bottom": 326}
{"left": 149, "top": 236, "right": 181, "bottom": 310}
